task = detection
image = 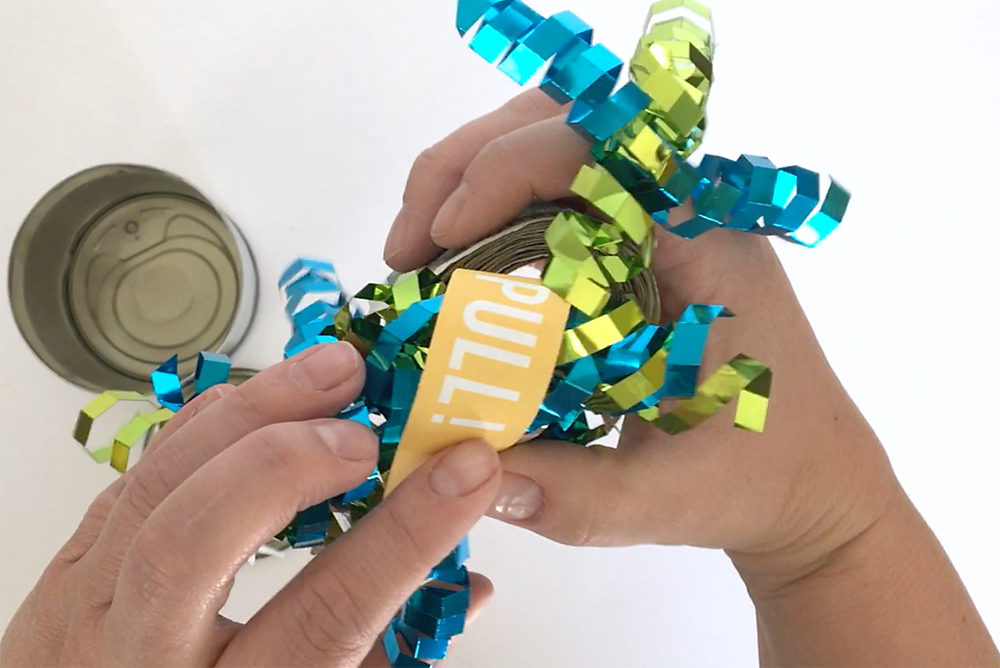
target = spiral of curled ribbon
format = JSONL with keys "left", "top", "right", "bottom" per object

{"left": 73, "top": 353, "right": 233, "bottom": 473}
{"left": 71, "top": 3, "right": 848, "bottom": 666}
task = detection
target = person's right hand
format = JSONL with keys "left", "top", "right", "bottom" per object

{"left": 384, "top": 89, "right": 1000, "bottom": 667}
{"left": 0, "top": 342, "right": 501, "bottom": 668}
{"left": 382, "top": 87, "right": 900, "bottom": 586}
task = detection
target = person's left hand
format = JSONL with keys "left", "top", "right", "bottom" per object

{"left": 0, "top": 343, "right": 501, "bottom": 667}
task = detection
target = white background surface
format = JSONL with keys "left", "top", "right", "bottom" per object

{"left": 2, "top": 0, "right": 998, "bottom": 665}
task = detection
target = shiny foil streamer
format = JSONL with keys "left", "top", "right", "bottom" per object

{"left": 663, "top": 304, "right": 733, "bottom": 397}
{"left": 151, "top": 356, "right": 184, "bottom": 412}
{"left": 458, "top": 0, "right": 849, "bottom": 338}
{"left": 69, "top": 1, "right": 855, "bottom": 665}
{"left": 665, "top": 155, "right": 852, "bottom": 244}
{"left": 643, "top": 354, "right": 772, "bottom": 433}
{"left": 73, "top": 353, "right": 233, "bottom": 472}
{"left": 194, "top": 352, "right": 232, "bottom": 396}
{"left": 458, "top": 0, "right": 650, "bottom": 143}
{"left": 281, "top": 259, "right": 350, "bottom": 358}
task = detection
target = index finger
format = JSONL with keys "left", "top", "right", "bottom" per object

{"left": 222, "top": 440, "right": 502, "bottom": 667}
{"left": 384, "top": 88, "right": 565, "bottom": 271}
{"left": 78, "top": 343, "right": 365, "bottom": 599}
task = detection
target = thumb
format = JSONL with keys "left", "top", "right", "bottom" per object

{"left": 221, "top": 440, "right": 502, "bottom": 667}
{"left": 487, "top": 439, "right": 662, "bottom": 547}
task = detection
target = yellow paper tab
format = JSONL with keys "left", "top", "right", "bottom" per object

{"left": 385, "top": 269, "right": 570, "bottom": 493}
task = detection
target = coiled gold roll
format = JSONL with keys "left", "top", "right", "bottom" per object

{"left": 422, "top": 203, "right": 662, "bottom": 324}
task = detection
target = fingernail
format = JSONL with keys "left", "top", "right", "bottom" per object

{"left": 291, "top": 343, "right": 358, "bottom": 391}
{"left": 384, "top": 208, "right": 410, "bottom": 263}
{"left": 488, "top": 472, "right": 543, "bottom": 521}
{"left": 430, "top": 183, "right": 468, "bottom": 241}
{"left": 315, "top": 420, "right": 373, "bottom": 461}
{"left": 429, "top": 440, "right": 498, "bottom": 498}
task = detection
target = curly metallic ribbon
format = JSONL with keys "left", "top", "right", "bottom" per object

{"left": 373, "top": 1, "right": 840, "bottom": 662}
{"left": 74, "top": 353, "right": 233, "bottom": 473}
{"left": 70, "top": 2, "right": 844, "bottom": 665}
{"left": 276, "top": 210, "right": 770, "bottom": 666}
{"left": 461, "top": 0, "right": 849, "bottom": 301}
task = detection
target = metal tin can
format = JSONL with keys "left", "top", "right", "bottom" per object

{"left": 8, "top": 164, "right": 258, "bottom": 392}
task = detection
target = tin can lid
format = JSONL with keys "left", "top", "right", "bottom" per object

{"left": 67, "top": 192, "right": 241, "bottom": 380}
{"left": 9, "top": 165, "right": 254, "bottom": 391}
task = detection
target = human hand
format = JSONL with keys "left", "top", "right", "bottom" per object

{"left": 382, "top": 88, "right": 901, "bottom": 592}
{"left": 0, "top": 343, "right": 501, "bottom": 668}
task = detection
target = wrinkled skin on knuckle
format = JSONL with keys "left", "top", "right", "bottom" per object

{"left": 118, "top": 461, "right": 174, "bottom": 525}
{"left": 225, "top": 381, "right": 277, "bottom": 426}
{"left": 473, "top": 135, "right": 525, "bottom": 199}
{"left": 58, "top": 483, "right": 123, "bottom": 565}
{"left": 377, "top": 501, "right": 427, "bottom": 562}
{"left": 480, "top": 132, "right": 519, "bottom": 167}
{"left": 123, "top": 524, "right": 196, "bottom": 616}
{"left": 586, "top": 483, "right": 630, "bottom": 547}
{"left": 559, "top": 510, "right": 604, "bottom": 548}
{"left": 411, "top": 145, "right": 463, "bottom": 190}
{"left": 564, "top": 450, "right": 632, "bottom": 547}
{"left": 107, "top": 536, "right": 203, "bottom": 666}
{"left": 283, "top": 576, "right": 373, "bottom": 662}
{"left": 201, "top": 384, "right": 233, "bottom": 404}
{"left": 242, "top": 424, "right": 306, "bottom": 490}
{"left": 552, "top": 479, "right": 619, "bottom": 548}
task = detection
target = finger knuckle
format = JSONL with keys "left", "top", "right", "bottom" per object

{"left": 225, "top": 381, "right": 273, "bottom": 425}
{"left": 203, "top": 383, "right": 235, "bottom": 401}
{"left": 567, "top": 505, "right": 618, "bottom": 547}
{"left": 378, "top": 502, "right": 427, "bottom": 560}
{"left": 561, "top": 460, "right": 623, "bottom": 548}
{"left": 125, "top": 527, "right": 190, "bottom": 610}
{"left": 90, "top": 477, "right": 126, "bottom": 515}
{"left": 59, "top": 480, "right": 125, "bottom": 563}
{"left": 143, "top": 427, "right": 170, "bottom": 452}
{"left": 285, "top": 578, "right": 372, "bottom": 660}
{"left": 480, "top": 132, "right": 519, "bottom": 166}
{"left": 412, "top": 145, "right": 462, "bottom": 185}
{"left": 562, "top": 512, "right": 604, "bottom": 547}
{"left": 186, "top": 385, "right": 232, "bottom": 417}
{"left": 119, "top": 463, "right": 171, "bottom": 522}
{"left": 413, "top": 146, "right": 440, "bottom": 174}
{"left": 242, "top": 425, "right": 302, "bottom": 483}
{"left": 506, "top": 88, "right": 559, "bottom": 118}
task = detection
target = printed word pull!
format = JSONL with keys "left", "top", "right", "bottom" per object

{"left": 385, "top": 269, "right": 570, "bottom": 493}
